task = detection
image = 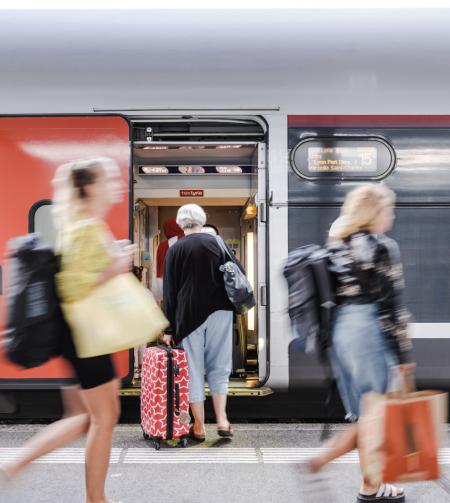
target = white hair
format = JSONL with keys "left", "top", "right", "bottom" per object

{"left": 176, "top": 204, "right": 207, "bottom": 230}
{"left": 51, "top": 157, "right": 117, "bottom": 229}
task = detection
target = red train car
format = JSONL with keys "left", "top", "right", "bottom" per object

{"left": 0, "top": 116, "right": 132, "bottom": 388}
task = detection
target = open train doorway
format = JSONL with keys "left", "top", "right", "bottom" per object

{"left": 129, "top": 117, "right": 269, "bottom": 396}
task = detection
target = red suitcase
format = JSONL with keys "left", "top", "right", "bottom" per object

{"left": 141, "top": 346, "right": 190, "bottom": 449}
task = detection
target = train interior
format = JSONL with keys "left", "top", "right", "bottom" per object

{"left": 131, "top": 118, "right": 267, "bottom": 395}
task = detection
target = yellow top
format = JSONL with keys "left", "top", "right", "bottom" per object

{"left": 56, "top": 218, "right": 113, "bottom": 303}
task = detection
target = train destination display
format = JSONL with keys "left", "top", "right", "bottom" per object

{"left": 307, "top": 146, "right": 378, "bottom": 173}
{"left": 290, "top": 137, "right": 395, "bottom": 180}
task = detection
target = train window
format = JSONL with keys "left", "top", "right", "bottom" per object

{"left": 290, "top": 136, "right": 396, "bottom": 181}
{"left": 29, "top": 200, "right": 57, "bottom": 248}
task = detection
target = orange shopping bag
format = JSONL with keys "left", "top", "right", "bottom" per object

{"left": 359, "top": 388, "right": 447, "bottom": 486}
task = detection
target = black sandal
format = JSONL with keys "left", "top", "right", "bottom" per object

{"left": 357, "top": 484, "right": 405, "bottom": 503}
{"left": 217, "top": 424, "right": 234, "bottom": 438}
{"left": 188, "top": 425, "right": 205, "bottom": 443}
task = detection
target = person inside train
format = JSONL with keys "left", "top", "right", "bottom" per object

{"left": 153, "top": 217, "right": 184, "bottom": 302}
{"left": 162, "top": 204, "right": 238, "bottom": 441}
{"left": 201, "top": 223, "right": 220, "bottom": 236}
{"left": 1, "top": 158, "right": 133, "bottom": 503}
{"left": 308, "top": 184, "right": 415, "bottom": 503}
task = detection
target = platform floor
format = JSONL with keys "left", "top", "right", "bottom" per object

{"left": 1, "top": 424, "right": 449, "bottom": 503}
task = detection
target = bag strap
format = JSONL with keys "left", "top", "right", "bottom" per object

{"left": 391, "top": 370, "right": 417, "bottom": 400}
{"left": 215, "top": 236, "right": 247, "bottom": 275}
{"left": 310, "top": 258, "right": 336, "bottom": 360}
{"left": 215, "top": 236, "right": 234, "bottom": 263}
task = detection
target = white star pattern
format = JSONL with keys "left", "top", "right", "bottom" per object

{"left": 141, "top": 348, "right": 190, "bottom": 439}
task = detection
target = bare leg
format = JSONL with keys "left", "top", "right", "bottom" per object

{"left": 1, "top": 387, "right": 89, "bottom": 478}
{"left": 309, "top": 425, "right": 358, "bottom": 472}
{"left": 211, "top": 394, "right": 230, "bottom": 430}
{"left": 81, "top": 379, "right": 120, "bottom": 503}
{"left": 189, "top": 401, "right": 206, "bottom": 436}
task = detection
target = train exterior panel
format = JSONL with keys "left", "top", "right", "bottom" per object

{"left": 0, "top": 116, "right": 131, "bottom": 388}
{"left": 287, "top": 115, "right": 450, "bottom": 391}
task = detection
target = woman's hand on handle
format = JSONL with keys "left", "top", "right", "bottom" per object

{"left": 162, "top": 334, "right": 173, "bottom": 346}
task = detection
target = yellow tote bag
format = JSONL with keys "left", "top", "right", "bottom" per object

{"left": 62, "top": 273, "right": 169, "bottom": 358}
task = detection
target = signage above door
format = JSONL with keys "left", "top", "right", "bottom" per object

{"left": 179, "top": 189, "right": 204, "bottom": 197}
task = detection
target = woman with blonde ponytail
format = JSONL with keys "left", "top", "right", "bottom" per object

{"left": 310, "top": 184, "right": 415, "bottom": 503}
{"left": 1, "top": 158, "right": 132, "bottom": 503}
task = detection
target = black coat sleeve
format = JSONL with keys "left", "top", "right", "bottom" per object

{"left": 376, "top": 239, "right": 414, "bottom": 364}
{"left": 163, "top": 246, "right": 177, "bottom": 337}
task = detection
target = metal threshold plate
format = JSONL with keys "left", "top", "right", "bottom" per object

{"left": 119, "top": 386, "right": 273, "bottom": 397}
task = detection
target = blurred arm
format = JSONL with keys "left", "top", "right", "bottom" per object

{"left": 376, "top": 240, "right": 414, "bottom": 364}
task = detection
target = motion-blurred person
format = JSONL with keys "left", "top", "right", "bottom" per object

{"left": 0, "top": 158, "right": 133, "bottom": 503}
{"left": 153, "top": 218, "right": 184, "bottom": 302}
{"left": 132, "top": 266, "right": 146, "bottom": 381}
{"left": 309, "top": 184, "right": 415, "bottom": 503}
{"left": 163, "top": 204, "right": 238, "bottom": 440}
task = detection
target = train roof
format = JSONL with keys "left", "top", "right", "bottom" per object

{"left": 1, "top": 9, "right": 450, "bottom": 115}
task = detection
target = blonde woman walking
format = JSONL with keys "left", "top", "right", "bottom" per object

{"left": 309, "top": 184, "right": 415, "bottom": 503}
{"left": 1, "top": 158, "right": 133, "bottom": 503}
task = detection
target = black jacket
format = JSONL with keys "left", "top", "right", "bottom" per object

{"left": 328, "top": 232, "right": 414, "bottom": 364}
{"left": 163, "top": 232, "right": 234, "bottom": 343}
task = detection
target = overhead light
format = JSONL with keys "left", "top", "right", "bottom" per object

{"left": 140, "top": 166, "right": 169, "bottom": 174}
{"left": 178, "top": 166, "right": 205, "bottom": 174}
{"left": 140, "top": 145, "right": 168, "bottom": 150}
{"left": 246, "top": 231, "right": 255, "bottom": 332}
{"left": 216, "top": 166, "right": 243, "bottom": 174}
{"left": 243, "top": 196, "right": 257, "bottom": 220}
{"left": 217, "top": 144, "right": 243, "bottom": 149}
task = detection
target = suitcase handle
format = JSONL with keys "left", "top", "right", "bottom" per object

{"left": 175, "top": 383, "right": 181, "bottom": 415}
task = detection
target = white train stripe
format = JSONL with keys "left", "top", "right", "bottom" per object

{"left": 409, "top": 323, "right": 450, "bottom": 339}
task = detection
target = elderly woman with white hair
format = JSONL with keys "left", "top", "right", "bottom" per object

{"left": 162, "top": 204, "right": 238, "bottom": 441}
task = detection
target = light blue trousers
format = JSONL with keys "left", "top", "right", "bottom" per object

{"left": 181, "top": 310, "right": 233, "bottom": 403}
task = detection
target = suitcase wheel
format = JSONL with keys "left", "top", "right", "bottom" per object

{"left": 143, "top": 432, "right": 150, "bottom": 441}
{"left": 152, "top": 438, "right": 161, "bottom": 450}
{"left": 180, "top": 436, "right": 189, "bottom": 448}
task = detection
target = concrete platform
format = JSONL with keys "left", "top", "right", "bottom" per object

{"left": 1, "top": 424, "right": 449, "bottom": 503}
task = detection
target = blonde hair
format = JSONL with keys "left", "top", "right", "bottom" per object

{"left": 52, "top": 157, "right": 117, "bottom": 229}
{"left": 333, "top": 184, "right": 395, "bottom": 240}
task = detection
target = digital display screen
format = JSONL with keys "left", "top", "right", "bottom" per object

{"left": 307, "top": 146, "right": 378, "bottom": 173}
{"left": 290, "top": 137, "right": 395, "bottom": 181}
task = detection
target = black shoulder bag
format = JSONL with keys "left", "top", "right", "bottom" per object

{"left": 216, "top": 237, "right": 256, "bottom": 315}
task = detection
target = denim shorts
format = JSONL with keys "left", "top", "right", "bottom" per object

{"left": 330, "top": 303, "right": 398, "bottom": 419}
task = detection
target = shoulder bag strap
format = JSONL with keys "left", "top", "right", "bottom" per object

{"left": 215, "top": 236, "right": 234, "bottom": 262}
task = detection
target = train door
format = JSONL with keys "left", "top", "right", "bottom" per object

{"left": 128, "top": 117, "right": 271, "bottom": 396}
{"left": 0, "top": 115, "right": 132, "bottom": 389}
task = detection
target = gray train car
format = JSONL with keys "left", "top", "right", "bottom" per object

{"left": 1, "top": 9, "right": 450, "bottom": 413}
